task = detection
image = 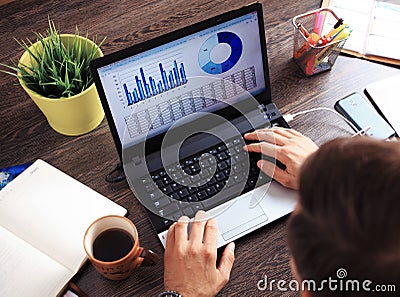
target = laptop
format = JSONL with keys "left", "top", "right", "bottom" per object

{"left": 90, "top": 2, "right": 297, "bottom": 248}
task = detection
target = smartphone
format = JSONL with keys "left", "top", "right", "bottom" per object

{"left": 334, "top": 92, "right": 396, "bottom": 139}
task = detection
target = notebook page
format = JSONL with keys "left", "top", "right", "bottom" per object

{"left": 0, "top": 159, "right": 127, "bottom": 272}
{"left": 0, "top": 225, "right": 72, "bottom": 297}
{"left": 366, "top": 1, "right": 400, "bottom": 60}
{"left": 323, "top": 0, "right": 374, "bottom": 54}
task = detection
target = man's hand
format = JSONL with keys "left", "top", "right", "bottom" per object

{"left": 244, "top": 127, "right": 318, "bottom": 190}
{"left": 164, "top": 211, "right": 235, "bottom": 297}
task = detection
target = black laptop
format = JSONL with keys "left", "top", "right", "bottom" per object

{"left": 90, "top": 2, "right": 297, "bottom": 248}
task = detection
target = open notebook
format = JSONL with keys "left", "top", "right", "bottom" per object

{"left": 322, "top": 0, "right": 400, "bottom": 65}
{"left": 0, "top": 160, "right": 127, "bottom": 297}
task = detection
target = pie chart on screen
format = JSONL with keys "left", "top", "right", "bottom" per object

{"left": 198, "top": 31, "right": 243, "bottom": 74}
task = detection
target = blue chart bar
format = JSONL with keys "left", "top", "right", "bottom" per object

{"left": 160, "top": 63, "right": 169, "bottom": 91}
{"left": 140, "top": 68, "right": 150, "bottom": 98}
{"left": 124, "top": 60, "right": 187, "bottom": 106}
{"left": 135, "top": 76, "right": 145, "bottom": 101}
{"left": 157, "top": 81, "right": 163, "bottom": 93}
{"left": 123, "top": 84, "right": 133, "bottom": 105}
{"left": 145, "top": 84, "right": 151, "bottom": 98}
{"left": 168, "top": 71, "right": 175, "bottom": 89}
{"left": 180, "top": 63, "right": 187, "bottom": 84}
{"left": 133, "top": 89, "right": 139, "bottom": 103}
{"left": 173, "top": 60, "right": 180, "bottom": 86}
{"left": 149, "top": 77, "right": 157, "bottom": 95}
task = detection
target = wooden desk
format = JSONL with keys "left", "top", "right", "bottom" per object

{"left": 0, "top": 0, "right": 398, "bottom": 296}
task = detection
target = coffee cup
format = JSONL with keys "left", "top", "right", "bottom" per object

{"left": 83, "top": 215, "right": 159, "bottom": 280}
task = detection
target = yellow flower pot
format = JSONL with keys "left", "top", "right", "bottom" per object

{"left": 18, "top": 34, "right": 105, "bottom": 136}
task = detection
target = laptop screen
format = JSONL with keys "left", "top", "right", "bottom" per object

{"left": 95, "top": 9, "right": 267, "bottom": 149}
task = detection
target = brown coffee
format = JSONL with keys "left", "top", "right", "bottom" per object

{"left": 93, "top": 228, "right": 134, "bottom": 262}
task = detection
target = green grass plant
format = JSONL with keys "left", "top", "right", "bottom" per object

{"left": 0, "top": 19, "right": 105, "bottom": 98}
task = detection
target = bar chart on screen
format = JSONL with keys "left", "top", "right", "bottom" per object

{"left": 123, "top": 65, "right": 257, "bottom": 139}
{"left": 119, "top": 54, "right": 187, "bottom": 106}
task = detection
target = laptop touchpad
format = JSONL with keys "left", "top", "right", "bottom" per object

{"left": 215, "top": 194, "right": 267, "bottom": 241}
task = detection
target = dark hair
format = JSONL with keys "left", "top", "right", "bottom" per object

{"left": 288, "top": 137, "right": 400, "bottom": 296}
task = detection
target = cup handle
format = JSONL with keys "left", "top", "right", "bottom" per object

{"left": 138, "top": 247, "right": 160, "bottom": 266}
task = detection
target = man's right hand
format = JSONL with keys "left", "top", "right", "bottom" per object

{"left": 244, "top": 127, "right": 318, "bottom": 190}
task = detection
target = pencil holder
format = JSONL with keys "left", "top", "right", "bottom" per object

{"left": 292, "top": 8, "right": 349, "bottom": 77}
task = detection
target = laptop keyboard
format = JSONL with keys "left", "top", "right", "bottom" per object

{"left": 141, "top": 129, "right": 279, "bottom": 228}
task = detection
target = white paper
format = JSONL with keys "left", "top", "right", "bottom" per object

{"left": 0, "top": 160, "right": 127, "bottom": 295}
{"left": 366, "top": 2, "right": 400, "bottom": 59}
{"left": 328, "top": 0, "right": 374, "bottom": 14}
{"left": 366, "top": 35, "right": 400, "bottom": 59}
{"left": 366, "top": 74, "right": 400, "bottom": 134}
{"left": 0, "top": 225, "right": 71, "bottom": 297}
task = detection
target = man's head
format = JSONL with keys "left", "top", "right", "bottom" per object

{"left": 288, "top": 137, "right": 400, "bottom": 296}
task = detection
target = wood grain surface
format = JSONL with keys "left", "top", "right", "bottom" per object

{"left": 1, "top": 1, "right": 399, "bottom": 296}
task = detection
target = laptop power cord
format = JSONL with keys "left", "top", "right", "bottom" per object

{"left": 282, "top": 107, "right": 370, "bottom": 136}
{"left": 105, "top": 162, "right": 126, "bottom": 183}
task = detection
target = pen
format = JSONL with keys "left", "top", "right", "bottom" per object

{"left": 329, "top": 24, "right": 350, "bottom": 41}
{"left": 304, "top": 13, "right": 324, "bottom": 76}
{"left": 331, "top": 27, "right": 352, "bottom": 42}
{"left": 314, "top": 27, "right": 352, "bottom": 67}
{"left": 297, "top": 22, "right": 310, "bottom": 38}
{"left": 316, "top": 19, "right": 347, "bottom": 48}
{"left": 67, "top": 282, "right": 89, "bottom": 297}
{"left": 334, "top": 18, "right": 344, "bottom": 29}
{"left": 326, "top": 23, "right": 346, "bottom": 39}
{"left": 305, "top": 12, "right": 327, "bottom": 75}
{"left": 314, "top": 46, "right": 331, "bottom": 66}
{"left": 294, "top": 32, "right": 320, "bottom": 59}
{"left": 304, "top": 32, "right": 322, "bottom": 75}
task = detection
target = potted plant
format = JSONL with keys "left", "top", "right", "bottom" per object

{"left": 0, "top": 19, "right": 105, "bottom": 136}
